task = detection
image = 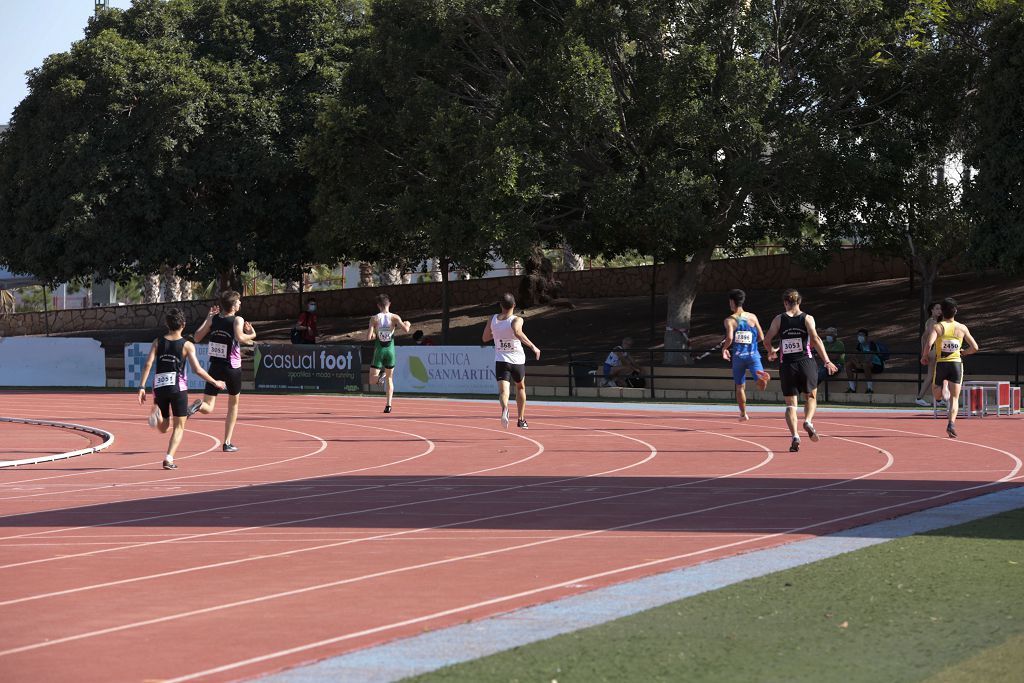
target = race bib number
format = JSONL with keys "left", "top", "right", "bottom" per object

{"left": 378, "top": 329, "right": 393, "bottom": 343}
{"left": 498, "top": 339, "right": 516, "bottom": 352}
{"left": 734, "top": 330, "right": 754, "bottom": 345}
{"left": 781, "top": 338, "right": 804, "bottom": 355}
{"left": 154, "top": 372, "right": 176, "bottom": 389}
{"left": 941, "top": 339, "right": 961, "bottom": 354}
{"left": 209, "top": 341, "right": 228, "bottom": 359}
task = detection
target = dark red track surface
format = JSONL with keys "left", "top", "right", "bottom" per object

{"left": 0, "top": 392, "right": 1020, "bottom": 682}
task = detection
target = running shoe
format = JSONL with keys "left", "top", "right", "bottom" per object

{"left": 803, "top": 421, "right": 820, "bottom": 442}
{"left": 383, "top": 405, "right": 392, "bottom": 414}
{"left": 162, "top": 460, "right": 177, "bottom": 470}
{"left": 947, "top": 422, "right": 958, "bottom": 439}
{"left": 222, "top": 443, "right": 239, "bottom": 452}
{"left": 755, "top": 370, "right": 771, "bottom": 391}
{"left": 915, "top": 398, "right": 930, "bottom": 407}
{"left": 942, "top": 385, "right": 951, "bottom": 401}
{"left": 789, "top": 437, "right": 801, "bottom": 452}
{"left": 187, "top": 399, "right": 204, "bottom": 416}
{"left": 501, "top": 409, "right": 509, "bottom": 430}
{"left": 376, "top": 373, "right": 386, "bottom": 386}
{"left": 517, "top": 419, "right": 529, "bottom": 430}
{"left": 147, "top": 406, "right": 161, "bottom": 429}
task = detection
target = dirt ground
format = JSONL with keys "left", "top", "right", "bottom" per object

{"left": 60, "top": 271, "right": 1024, "bottom": 369}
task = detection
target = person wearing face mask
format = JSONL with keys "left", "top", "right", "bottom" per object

{"left": 845, "top": 328, "right": 885, "bottom": 394}
{"left": 292, "top": 297, "right": 318, "bottom": 345}
{"left": 818, "top": 327, "right": 845, "bottom": 385}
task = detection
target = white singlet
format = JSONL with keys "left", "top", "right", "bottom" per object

{"left": 491, "top": 314, "right": 525, "bottom": 364}
{"left": 376, "top": 312, "right": 394, "bottom": 343}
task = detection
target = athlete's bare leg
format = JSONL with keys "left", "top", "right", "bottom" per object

{"left": 804, "top": 389, "right": 818, "bottom": 424}
{"left": 224, "top": 395, "right": 239, "bottom": 444}
{"left": 498, "top": 380, "right": 511, "bottom": 428}
{"left": 947, "top": 383, "right": 961, "bottom": 422}
{"left": 736, "top": 384, "right": 748, "bottom": 421}
{"left": 166, "top": 416, "right": 187, "bottom": 456}
{"left": 157, "top": 416, "right": 171, "bottom": 434}
{"left": 385, "top": 368, "right": 395, "bottom": 407}
{"left": 515, "top": 380, "right": 527, "bottom": 421}
{"left": 784, "top": 396, "right": 799, "bottom": 437}
{"left": 197, "top": 394, "right": 217, "bottom": 415}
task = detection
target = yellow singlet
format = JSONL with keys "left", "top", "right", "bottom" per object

{"left": 934, "top": 321, "right": 962, "bottom": 363}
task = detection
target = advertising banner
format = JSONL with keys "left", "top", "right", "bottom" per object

{"left": 254, "top": 344, "right": 361, "bottom": 392}
{"left": 0, "top": 337, "right": 106, "bottom": 387}
{"left": 393, "top": 346, "right": 495, "bottom": 394}
{"left": 125, "top": 342, "right": 211, "bottom": 391}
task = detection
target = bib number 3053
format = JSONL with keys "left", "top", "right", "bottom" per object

{"left": 781, "top": 338, "right": 804, "bottom": 355}
{"left": 208, "top": 341, "right": 228, "bottom": 359}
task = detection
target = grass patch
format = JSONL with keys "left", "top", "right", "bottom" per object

{"left": 408, "top": 507, "right": 1024, "bottom": 682}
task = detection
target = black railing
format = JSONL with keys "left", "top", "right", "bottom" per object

{"left": 357, "top": 345, "right": 1023, "bottom": 400}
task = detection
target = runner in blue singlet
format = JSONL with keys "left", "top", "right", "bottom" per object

{"left": 721, "top": 289, "right": 771, "bottom": 421}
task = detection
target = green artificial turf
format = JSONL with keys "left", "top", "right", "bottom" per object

{"left": 409, "top": 507, "right": 1024, "bottom": 682}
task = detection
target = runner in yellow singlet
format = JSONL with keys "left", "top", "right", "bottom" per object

{"left": 921, "top": 298, "right": 978, "bottom": 438}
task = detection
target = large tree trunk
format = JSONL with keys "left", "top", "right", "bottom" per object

{"left": 160, "top": 265, "right": 181, "bottom": 302}
{"left": 440, "top": 256, "right": 451, "bottom": 344}
{"left": 283, "top": 281, "right": 301, "bottom": 293}
{"left": 663, "top": 248, "right": 715, "bottom": 366}
{"left": 378, "top": 267, "right": 403, "bottom": 286}
{"left": 358, "top": 262, "right": 375, "bottom": 287}
{"left": 217, "top": 268, "right": 242, "bottom": 295}
{"left": 561, "top": 244, "right": 585, "bottom": 271}
{"left": 142, "top": 273, "right": 161, "bottom": 304}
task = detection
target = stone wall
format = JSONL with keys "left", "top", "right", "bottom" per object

{"left": 0, "top": 249, "right": 956, "bottom": 336}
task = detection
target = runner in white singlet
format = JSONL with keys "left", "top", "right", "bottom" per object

{"left": 482, "top": 292, "right": 540, "bottom": 429}
{"left": 368, "top": 293, "right": 410, "bottom": 413}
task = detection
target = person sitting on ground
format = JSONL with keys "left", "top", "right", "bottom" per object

{"left": 818, "top": 327, "right": 846, "bottom": 384}
{"left": 292, "top": 297, "right": 318, "bottom": 345}
{"left": 412, "top": 329, "right": 436, "bottom": 346}
{"left": 846, "top": 328, "right": 885, "bottom": 394}
{"left": 603, "top": 337, "right": 643, "bottom": 387}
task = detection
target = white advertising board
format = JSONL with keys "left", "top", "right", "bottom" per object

{"left": 0, "top": 337, "right": 106, "bottom": 387}
{"left": 393, "top": 346, "right": 496, "bottom": 394}
{"left": 124, "top": 342, "right": 211, "bottom": 391}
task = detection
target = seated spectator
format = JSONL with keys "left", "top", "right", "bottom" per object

{"left": 846, "top": 328, "right": 885, "bottom": 394}
{"left": 818, "top": 327, "right": 846, "bottom": 384}
{"left": 412, "top": 329, "right": 435, "bottom": 346}
{"left": 602, "top": 337, "right": 643, "bottom": 387}
{"left": 291, "top": 297, "right": 318, "bottom": 344}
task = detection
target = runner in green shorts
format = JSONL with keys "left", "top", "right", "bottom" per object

{"left": 368, "top": 293, "right": 411, "bottom": 413}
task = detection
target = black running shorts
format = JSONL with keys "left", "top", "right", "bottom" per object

{"left": 155, "top": 391, "right": 189, "bottom": 419}
{"left": 780, "top": 358, "right": 819, "bottom": 397}
{"left": 206, "top": 363, "right": 243, "bottom": 396}
{"left": 934, "top": 362, "right": 964, "bottom": 386}
{"left": 495, "top": 361, "right": 526, "bottom": 383}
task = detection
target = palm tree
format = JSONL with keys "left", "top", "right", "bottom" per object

{"left": 0, "top": 288, "right": 15, "bottom": 317}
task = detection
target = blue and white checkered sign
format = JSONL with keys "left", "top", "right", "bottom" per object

{"left": 125, "top": 342, "right": 211, "bottom": 391}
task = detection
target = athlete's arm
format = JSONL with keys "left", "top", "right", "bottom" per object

{"left": 234, "top": 316, "right": 256, "bottom": 345}
{"left": 753, "top": 315, "right": 770, "bottom": 353}
{"left": 193, "top": 306, "right": 218, "bottom": 343}
{"left": 721, "top": 317, "right": 736, "bottom": 361}
{"left": 481, "top": 320, "right": 493, "bottom": 344}
{"left": 184, "top": 342, "right": 226, "bottom": 389}
{"left": 137, "top": 340, "right": 159, "bottom": 404}
{"left": 921, "top": 323, "right": 941, "bottom": 365}
{"left": 806, "top": 315, "right": 837, "bottom": 374}
{"left": 512, "top": 318, "right": 541, "bottom": 360}
{"left": 367, "top": 317, "right": 377, "bottom": 342}
{"left": 392, "top": 314, "right": 412, "bottom": 334}
{"left": 962, "top": 326, "right": 979, "bottom": 355}
{"left": 764, "top": 315, "right": 781, "bottom": 361}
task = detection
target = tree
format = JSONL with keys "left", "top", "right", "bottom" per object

{"left": 0, "top": 0, "right": 366, "bottom": 290}
{"left": 967, "top": 3, "right": 1024, "bottom": 271}
{"left": 336, "top": 1, "right": 906, "bottom": 361}
{"left": 308, "top": 1, "right": 536, "bottom": 342}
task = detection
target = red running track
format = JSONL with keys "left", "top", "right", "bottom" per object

{"left": 0, "top": 392, "right": 1020, "bottom": 682}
